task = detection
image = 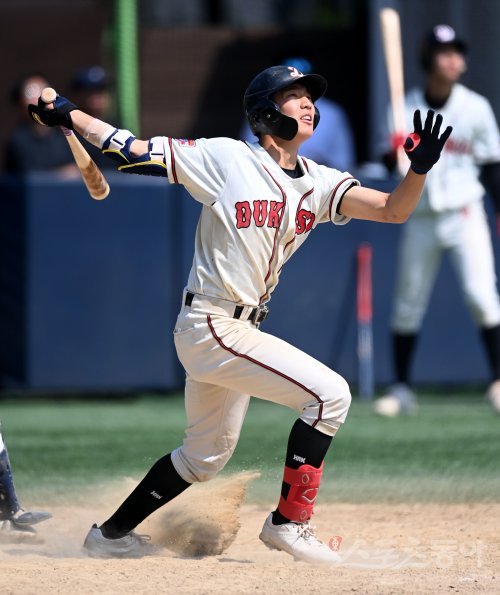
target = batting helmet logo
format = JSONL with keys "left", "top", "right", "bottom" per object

{"left": 287, "top": 66, "right": 302, "bottom": 79}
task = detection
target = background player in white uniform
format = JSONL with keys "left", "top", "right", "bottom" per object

{"left": 374, "top": 25, "right": 500, "bottom": 417}
{"left": 29, "top": 65, "right": 451, "bottom": 563}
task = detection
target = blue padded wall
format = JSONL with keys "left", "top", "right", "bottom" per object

{"left": 0, "top": 173, "right": 497, "bottom": 391}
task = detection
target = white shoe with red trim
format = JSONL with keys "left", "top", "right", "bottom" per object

{"left": 259, "top": 513, "right": 340, "bottom": 564}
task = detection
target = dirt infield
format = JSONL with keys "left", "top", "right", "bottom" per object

{"left": 1, "top": 474, "right": 499, "bottom": 594}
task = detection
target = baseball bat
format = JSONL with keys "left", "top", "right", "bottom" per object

{"left": 379, "top": 7, "right": 407, "bottom": 175}
{"left": 40, "top": 87, "right": 110, "bottom": 200}
{"left": 356, "top": 243, "right": 374, "bottom": 400}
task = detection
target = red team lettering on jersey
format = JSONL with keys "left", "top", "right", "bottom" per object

{"left": 235, "top": 200, "right": 286, "bottom": 229}
{"left": 296, "top": 209, "right": 315, "bottom": 234}
{"left": 235, "top": 200, "right": 315, "bottom": 234}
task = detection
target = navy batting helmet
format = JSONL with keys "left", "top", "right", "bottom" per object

{"left": 243, "top": 65, "right": 327, "bottom": 141}
{"left": 420, "top": 24, "right": 467, "bottom": 72}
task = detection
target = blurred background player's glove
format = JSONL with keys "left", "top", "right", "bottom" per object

{"left": 28, "top": 94, "right": 78, "bottom": 130}
{"left": 403, "top": 109, "right": 452, "bottom": 174}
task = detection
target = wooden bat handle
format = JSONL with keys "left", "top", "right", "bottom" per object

{"left": 40, "top": 87, "right": 110, "bottom": 200}
{"left": 41, "top": 87, "right": 57, "bottom": 104}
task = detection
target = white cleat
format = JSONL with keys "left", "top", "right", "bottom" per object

{"left": 373, "top": 383, "right": 418, "bottom": 417}
{"left": 259, "top": 513, "right": 340, "bottom": 564}
{"left": 486, "top": 380, "right": 500, "bottom": 413}
{"left": 83, "top": 524, "right": 158, "bottom": 558}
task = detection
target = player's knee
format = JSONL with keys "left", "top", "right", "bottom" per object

{"left": 464, "top": 293, "right": 500, "bottom": 328}
{"left": 392, "top": 300, "right": 427, "bottom": 333}
{"left": 324, "top": 377, "right": 352, "bottom": 433}
{"left": 302, "top": 375, "right": 352, "bottom": 437}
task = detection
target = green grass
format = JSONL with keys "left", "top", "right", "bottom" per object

{"left": 0, "top": 391, "right": 499, "bottom": 505}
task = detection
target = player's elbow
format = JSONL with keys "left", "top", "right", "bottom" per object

{"left": 378, "top": 192, "right": 413, "bottom": 223}
{"left": 381, "top": 209, "right": 410, "bottom": 224}
{"left": 392, "top": 212, "right": 410, "bottom": 224}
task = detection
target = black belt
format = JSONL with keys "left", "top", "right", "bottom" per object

{"left": 184, "top": 292, "right": 269, "bottom": 324}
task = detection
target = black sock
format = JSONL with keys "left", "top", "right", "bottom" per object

{"left": 481, "top": 324, "right": 500, "bottom": 380}
{"left": 272, "top": 419, "right": 332, "bottom": 525}
{"left": 393, "top": 332, "right": 418, "bottom": 385}
{"left": 100, "top": 453, "right": 190, "bottom": 539}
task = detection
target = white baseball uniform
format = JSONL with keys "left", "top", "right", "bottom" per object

{"left": 161, "top": 137, "right": 356, "bottom": 483}
{"left": 390, "top": 84, "right": 500, "bottom": 332}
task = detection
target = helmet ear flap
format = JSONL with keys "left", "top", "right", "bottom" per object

{"left": 248, "top": 98, "right": 281, "bottom": 135}
{"left": 248, "top": 98, "right": 298, "bottom": 141}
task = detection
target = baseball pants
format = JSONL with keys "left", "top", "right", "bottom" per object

{"left": 392, "top": 200, "right": 500, "bottom": 332}
{"left": 171, "top": 294, "right": 351, "bottom": 484}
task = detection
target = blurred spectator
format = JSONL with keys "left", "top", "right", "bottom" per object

{"left": 4, "top": 74, "right": 78, "bottom": 176}
{"left": 69, "top": 66, "right": 115, "bottom": 169}
{"left": 240, "top": 57, "right": 356, "bottom": 171}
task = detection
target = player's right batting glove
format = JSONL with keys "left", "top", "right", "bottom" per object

{"left": 28, "top": 95, "right": 78, "bottom": 130}
{"left": 403, "top": 109, "right": 452, "bottom": 174}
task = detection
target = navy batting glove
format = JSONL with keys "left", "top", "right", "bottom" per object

{"left": 404, "top": 109, "right": 452, "bottom": 174}
{"left": 28, "top": 94, "right": 78, "bottom": 130}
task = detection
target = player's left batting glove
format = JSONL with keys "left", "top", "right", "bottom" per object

{"left": 403, "top": 109, "right": 452, "bottom": 174}
{"left": 28, "top": 94, "right": 78, "bottom": 130}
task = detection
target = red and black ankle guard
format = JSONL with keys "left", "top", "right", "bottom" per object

{"left": 277, "top": 462, "right": 324, "bottom": 522}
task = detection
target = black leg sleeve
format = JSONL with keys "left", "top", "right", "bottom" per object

{"left": 100, "top": 453, "right": 190, "bottom": 539}
{"left": 283, "top": 419, "right": 332, "bottom": 470}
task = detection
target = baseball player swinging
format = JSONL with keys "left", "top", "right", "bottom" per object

{"left": 29, "top": 65, "right": 451, "bottom": 562}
